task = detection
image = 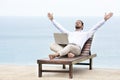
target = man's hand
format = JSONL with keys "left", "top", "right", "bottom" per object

{"left": 104, "top": 12, "right": 113, "bottom": 21}
{"left": 48, "top": 13, "right": 53, "bottom": 21}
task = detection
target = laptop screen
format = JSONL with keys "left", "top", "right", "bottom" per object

{"left": 54, "top": 33, "right": 69, "bottom": 44}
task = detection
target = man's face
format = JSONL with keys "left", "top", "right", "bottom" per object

{"left": 75, "top": 20, "right": 83, "bottom": 30}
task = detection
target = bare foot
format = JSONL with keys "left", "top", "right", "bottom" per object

{"left": 49, "top": 54, "right": 56, "bottom": 60}
{"left": 67, "top": 53, "right": 75, "bottom": 58}
{"left": 49, "top": 53, "right": 60, "bottom": 60}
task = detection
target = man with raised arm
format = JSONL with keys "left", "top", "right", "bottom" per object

{"left": 48, "top": 12, "right": 113, "bottom": 60}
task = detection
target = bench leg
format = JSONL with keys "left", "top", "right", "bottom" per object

{"left": 63, "top": 64, "right": 66, "bottom": 69}
{"left": 69, "top": 64, "right": 73, "bottom": 79}
{"left": 89, "top": 58, "right": 92, "bottom": 70}
{"left": 38, "top": 63, "right": 42, "bottom": 77}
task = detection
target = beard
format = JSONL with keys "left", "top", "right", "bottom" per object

{"left": 75, "top": 26, "right": 81, "bottom": 29}
{"left": 75, "top": 25, "right": 83, "bottom": 30}
{"left": 75, "top": 27, "right": 80, "bottom": 29}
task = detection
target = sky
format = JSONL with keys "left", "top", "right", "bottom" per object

{"left": 0, "top": 0, "right": 119, "bottom": 16}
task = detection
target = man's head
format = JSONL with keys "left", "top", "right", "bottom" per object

{"left": 75, "top": 20, "right": 84, "bottom": 30}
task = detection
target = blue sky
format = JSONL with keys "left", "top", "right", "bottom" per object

{"left": 0, "top": 0, "right": 119, "bottom": 16}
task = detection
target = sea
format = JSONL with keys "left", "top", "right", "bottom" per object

{"left": 0, "top": 16, "right": 120, "bottom": 69}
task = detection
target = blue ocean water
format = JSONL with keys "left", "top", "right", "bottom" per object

{"left": 0, "top": 16, "right": 120, "bottom": 69}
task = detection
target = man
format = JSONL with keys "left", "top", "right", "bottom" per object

{"left": 48, "top": 12, "right": 113, "bottom": 60}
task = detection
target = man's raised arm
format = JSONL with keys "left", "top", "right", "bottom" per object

{"left": 47, "top": 13, "right": 69, "bottom": 33}
{"left": 88, "top": 12, "right": 113, "bottom": 35}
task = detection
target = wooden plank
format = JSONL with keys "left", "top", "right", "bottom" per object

{"left": 71, "top": 54, "right": 96, "bottom": 64}
{"left": 37, "top": 54, "right": 96, "bottom": 65}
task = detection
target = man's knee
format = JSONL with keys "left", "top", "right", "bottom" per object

{"left": 50, "top": 43, "right": 65, "bottom": 53}
{"left": 50, "top": 43, "right": 56, "bottom": 51}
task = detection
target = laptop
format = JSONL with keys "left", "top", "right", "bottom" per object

{"left": 54, "top": 33, "right": 69, "bottom": 44}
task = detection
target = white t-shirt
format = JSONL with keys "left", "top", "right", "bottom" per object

{"left": 51, "top": 19, "right": 106, "bottom": 49}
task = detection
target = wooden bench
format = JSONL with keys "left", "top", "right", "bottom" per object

{"left": 37, "top": 36, "right": 97, "bottom": 79}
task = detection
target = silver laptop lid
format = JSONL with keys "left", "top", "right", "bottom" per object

{"left": 54, "top": 33, "right": 68, "bottom": 44}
